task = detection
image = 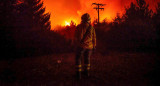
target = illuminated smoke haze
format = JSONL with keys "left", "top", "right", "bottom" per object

{"left": 43, "top": 0, "right": 160, "bottom": 29}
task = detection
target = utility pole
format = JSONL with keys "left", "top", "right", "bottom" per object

{"left": 92, "top": 3, "right": 106, "bottom": 24}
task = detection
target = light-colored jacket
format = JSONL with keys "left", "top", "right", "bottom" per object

{"left": 75, "top": 23, "right": 96, "bottom": 49}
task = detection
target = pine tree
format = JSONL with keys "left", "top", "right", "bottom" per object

{"left": 20, "top": 0, "right": 51, "bottom": 30}
{"left": 123, "top": 0, "right": 153, "bottom": 22}
{"left": 123, "top": 2, "right": 137, "bottom": 22}
{"left": 136, "top": 0, "right": 153, "bottom": 19}
{"left": 123, "top": 0, "right": 157, "bottom": 50}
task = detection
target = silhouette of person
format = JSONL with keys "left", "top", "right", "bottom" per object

{"left": 74, "top": 13, "right": 96, "bottom": 80}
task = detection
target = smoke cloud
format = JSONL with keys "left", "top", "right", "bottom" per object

{"left": 43, "top": 0, "right": 160, "bottom": 29}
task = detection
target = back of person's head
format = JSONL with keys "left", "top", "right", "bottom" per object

{"left": 81, "top": 13, "right": 91, "bottom": 23}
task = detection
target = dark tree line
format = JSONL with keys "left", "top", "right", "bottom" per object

{"left": 17, "top": 0, "right": 51, "bottom": 30}
{"left": 0, "top": 0, "right": 51, "bottom": 30}
{"left": 0, "top": 0, "right": 70, "bottom": 59}
{"left": 94, "top": 0, "right": 160, "bottom": 53}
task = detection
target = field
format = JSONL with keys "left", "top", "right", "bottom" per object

{"left": 0, "top": 52, "right": 159, "bottom": 86}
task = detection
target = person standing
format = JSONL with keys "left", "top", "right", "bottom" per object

{"left": 74, "top": 13, "right": 96, "bottom": 80}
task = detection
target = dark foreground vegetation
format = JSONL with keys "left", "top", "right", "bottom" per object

{"left": 0, "top": 52, "right": 159, "bottom": 86}
{"left": 0, "top": 0, "right": 71, "bottom": 59}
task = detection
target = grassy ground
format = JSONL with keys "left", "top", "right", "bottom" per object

{"left": 0, "top": 52, "right": 158, "bottom": 86}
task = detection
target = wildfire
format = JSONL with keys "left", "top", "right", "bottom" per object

{"left": 63, "top": 19, "right": 78, "bottom": 26}
{"left": 65, "top": 21, "right": 70, "bottom": 26}
{"left": 43, "top": 0, "right": 158, "bottom": 29}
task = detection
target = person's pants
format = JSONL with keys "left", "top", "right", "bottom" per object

{"left": 75, "top": 47, "right": 92, "bottom": 73}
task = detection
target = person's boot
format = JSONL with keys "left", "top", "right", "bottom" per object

{"left": 76, "top": 71, "right": 81, "bottom": 80}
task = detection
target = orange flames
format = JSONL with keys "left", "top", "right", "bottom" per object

{"left": 43, "top": 0, "right": 159, "bottom": 30}
{"left": 63, "top": 19, "right": 77, "bottom": 26}
{"left": 64, "top": 21, "right": 70, "bottom": 26}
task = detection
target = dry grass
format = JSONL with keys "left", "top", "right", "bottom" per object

{"left": 0, "top": 52, "right": 158, "bottom": 86}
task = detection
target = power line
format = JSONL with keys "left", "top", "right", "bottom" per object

{"left": 92, "top": 3, "right": 106, "bottom": 24}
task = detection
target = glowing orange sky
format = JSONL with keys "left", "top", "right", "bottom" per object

{"left": 43, "top": 0, "right": 159, "bottom": 29}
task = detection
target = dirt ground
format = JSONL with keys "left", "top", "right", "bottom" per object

{"left": 0, "top": 52, "right": 159, "bottom": 86}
